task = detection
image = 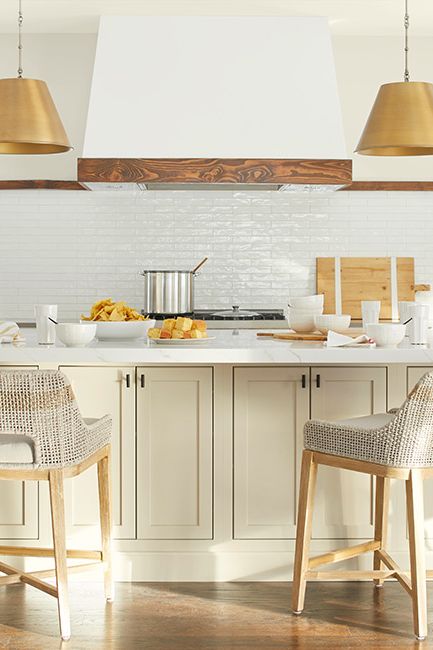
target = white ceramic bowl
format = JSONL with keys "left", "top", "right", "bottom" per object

{"left": 57, "top": 323, "right": 97, "bottom": 348}
{"left": 366, "top": 323, "right": 406, "bottom": 348}
{"left": 288, "top": 294, "right": 324, "bottom": 310}
{"left": 314, "top": 314, "right": 351, "bottom": 334}
{"left": 89, "top": 319, "right": 156, "bottom": 340}
{"left": 288, "top": 308, "right": 322, "bottom": 333}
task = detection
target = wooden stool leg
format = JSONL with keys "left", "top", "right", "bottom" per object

{"left": 373, "top": 476, "right": 390, "bottom": 587}
{"left": 49, "top": 469, "right": 71, "bottom": 641}
{"left": 98, "top": 448, "right": 114, "bottom": 602}
{"left": 291, "top": 450, "right": 318, "bottom": 614}
{"left": 406, "top": 469, "right": 428, "bottom": 641}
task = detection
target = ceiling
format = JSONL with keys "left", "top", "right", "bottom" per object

{"left": 0, "top": 0, "right": 432, "bottom": 36}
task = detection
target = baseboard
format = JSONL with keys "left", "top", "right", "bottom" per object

{"left": 12, "top": 549, "right": 433, "bottom": 582}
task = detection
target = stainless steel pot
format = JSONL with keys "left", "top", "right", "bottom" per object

{"left": 141, "top": 270, "right": 196, "bottom": 315}
{"left": 141, "top": 258, "right": 208, "bottom": 315}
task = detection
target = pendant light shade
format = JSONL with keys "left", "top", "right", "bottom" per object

{"left": 0, "top": 78, "right": 71, "bottom": 154}
{"left": 355, "top": 0, "right": 433, "bottom": 157}
{"left": 355, "top": 81, "right": 433, "bottom": 156}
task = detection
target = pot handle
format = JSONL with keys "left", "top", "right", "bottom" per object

{"left": 191, "top": 257, "right": 208, "bottom": 275}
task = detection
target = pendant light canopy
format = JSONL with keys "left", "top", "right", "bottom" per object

{"left": 355, "top": 0, "right": 433, "bottom": 157}
{"left": 0, "top": 1, "right": 71, "bottom": 155}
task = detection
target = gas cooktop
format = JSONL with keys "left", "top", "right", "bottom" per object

{"left": 142, "top": 308, "right": 288, "bottom": 329}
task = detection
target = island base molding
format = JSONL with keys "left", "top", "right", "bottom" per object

{"left": 15, "top": 550, "right": 433, "bottom": 582}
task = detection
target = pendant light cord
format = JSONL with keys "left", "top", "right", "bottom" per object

{"left": 404, "top": 0, "right": 409, "bottom": 81}
{"left": 17, "top": 0, "right": 23, "bottom": 78}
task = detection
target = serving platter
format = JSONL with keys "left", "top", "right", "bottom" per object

{"left": 150, "top": 337, "right": 216, "bottom": 345}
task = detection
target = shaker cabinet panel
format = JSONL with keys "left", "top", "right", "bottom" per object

{"left": 0, "top": 367, "right": 38, "bottom": 540}
{"left": 310, "top": 367, "right": 387, "bottom": 539}
{"left": 233, "top": 367, "right": 309, "bottom": 539}
{"left": 59, "top": 366, "right": 136, "bottom": 540}
{"left": 137, "top": 367, "right": 213, "bottom": 539}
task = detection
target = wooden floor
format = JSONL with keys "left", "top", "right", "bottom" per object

{"left": 0, "top": 581, "right": 430, "bottom": 649}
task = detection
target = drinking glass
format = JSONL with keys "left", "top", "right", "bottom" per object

{"left": 34, "top": 304, "right": 57, "bottom": 345}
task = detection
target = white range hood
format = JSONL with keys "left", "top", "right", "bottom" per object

{"left": 79, "top": 16, "right": 350, "bottom": 190}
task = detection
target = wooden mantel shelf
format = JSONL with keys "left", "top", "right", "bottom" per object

{"left": 339, "top": 181, "right": 433, "bottom": 191}
{"left": 0, "top": 179, "right": 432, "bottom": 191}
{"left": 0, "top": 180, "right": 87, "bottom": 190}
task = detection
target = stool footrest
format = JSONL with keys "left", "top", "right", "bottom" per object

{"left": 0, "top": 545, "right": 102, "bottom": 560}
{"left": 308, "top": 540, "right": 380, "bottom": 569}
{"left": 306, "top": 570, "right": 395, "bottom": 581}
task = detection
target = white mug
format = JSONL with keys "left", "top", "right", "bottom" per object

{"left": 398, "top": 301, "right": 416, "bottom": 332}
{"left": 361, "top": 301, "right": 381, "bottom": 328}
{"left": 34, "top": 304, "right": 57, "bottom": 345}
{"left": 407, "top": 303, "right": 430, "bottom": 345}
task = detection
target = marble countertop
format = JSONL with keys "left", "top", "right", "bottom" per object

{"left": 1, "top": 329, "right": 433, "bottom": 365}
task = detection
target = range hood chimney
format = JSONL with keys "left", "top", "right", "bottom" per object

{"left": 79, "top": 16, "right": 351, "bottom": 190}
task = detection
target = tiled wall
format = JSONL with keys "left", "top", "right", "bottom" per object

{"left": 1, "top": 189, "right": 432, "bottom": 320}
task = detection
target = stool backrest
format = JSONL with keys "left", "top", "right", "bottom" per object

{"left": 388, "top": 370, "right": 433, "bottom": 466}
{"left": 0, "top": 369, "right": 82, "bottom": 466}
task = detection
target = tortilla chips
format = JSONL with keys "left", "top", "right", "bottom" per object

{"left": 81, "top": 299, "right": 148, "bottom": 322}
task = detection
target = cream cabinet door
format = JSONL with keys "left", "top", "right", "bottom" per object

{"left": 137, "top": 367, "right": 213, "bottom": 539}
{"left": 0, "top": 366, "right": 38, "bottom": 540}
{"left": 310, "top": 367, "right": 387, "bottom": 539}
{"left": 234, "top": 367, "right": 309, "bottom": 539}
{"left": 59, "top": 366, "right": 136, "bottom": 540}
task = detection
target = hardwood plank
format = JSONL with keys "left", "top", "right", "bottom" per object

{"left": 0, "top": 581, "right": 428, "bottom": 648}
{"left": 77, "top": 158, "right": 352, "bottom": 185}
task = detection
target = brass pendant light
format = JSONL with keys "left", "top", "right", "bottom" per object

{"left": 355, "top": 0, "right": 433, "bottom": 156}
{"left": 0, "top": 0, "right": 71, "bottom": 154}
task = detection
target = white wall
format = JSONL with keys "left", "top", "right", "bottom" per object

{"left": 0, "top": 31, "right": 432, "bottom": 180}
{"left": 1, "top": 189, "right": 432, "bottom": 321}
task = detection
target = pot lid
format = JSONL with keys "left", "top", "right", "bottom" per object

{"left": 211, "top": 305, "right": 261, "bottom": 318}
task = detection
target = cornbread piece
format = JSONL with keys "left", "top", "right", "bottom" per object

{"left": 147, "top": 328, "right": 161, "bottom": 339}
{"left": 189, "top": 330, "right": 203, "bottom": 339}
{"left": 175, "top": 317, "right": 193, "bottom": 331}
{"left": 183, "top": 331, "right": 193, "bottom": 339}
{"left": 163, "top": 318, "right": 176, "bottom": 332}
{"left": 171, "top": 329, "right": 184, "bottom": 339}
{"left": 159, "top": 329, "right": 172, "bottom": 339}
{"left": 191, "top": 320, "right": 207, "bottom": 331}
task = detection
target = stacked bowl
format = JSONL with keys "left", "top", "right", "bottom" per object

{"left": 287, "top": 295, "right": 324, "bottom": 333}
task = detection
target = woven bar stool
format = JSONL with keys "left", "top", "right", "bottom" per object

{"left": 0, "top": 369, "right": 113, "bottom": 641}
{"left": 292, "top": 371, "right": 433, "bottom": 641}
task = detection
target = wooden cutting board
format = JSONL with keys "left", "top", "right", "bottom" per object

{"left": 316, "top": 257, "right": 420, "bottom": 320}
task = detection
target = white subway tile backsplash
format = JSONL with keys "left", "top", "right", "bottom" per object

{"left": 1, "top": 189, "right": 433, "bottom": 320}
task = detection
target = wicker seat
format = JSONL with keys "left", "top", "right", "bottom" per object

{"left": 292, "top": 371, "right": 433, "bottom": 641}
{"left": 0, "top": 370, "right": 113, "bottom": 641}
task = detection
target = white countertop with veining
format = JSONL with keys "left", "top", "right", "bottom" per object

{"left": 1, "top": 329, "right": 433, "bottom": 366}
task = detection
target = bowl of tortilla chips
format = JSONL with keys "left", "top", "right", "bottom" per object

{"left": 81, "top": 299, "right": 155, "bottom": 340}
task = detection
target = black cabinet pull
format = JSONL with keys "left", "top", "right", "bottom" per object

{"left": 316, "top": 374, "right": 321, "bottom": 388}
{"left": 140, "top": 374, "right": 145, "bottom": 388}
{"left": 301, "top": 374, "right": 306, "bottom": 389}
{"left": 126, "top": 374, "right": 131, "bottom": 388}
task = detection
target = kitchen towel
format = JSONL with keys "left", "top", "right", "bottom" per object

{"left": 325, "top": 330, "right": 375, "bottom": 347}
{"left": 0, "top": 322, "right": 22, "bottom": 343}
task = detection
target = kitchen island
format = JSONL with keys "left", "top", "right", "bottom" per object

{"left": 0, "top": 329, "right": 432, "bottom": 582}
